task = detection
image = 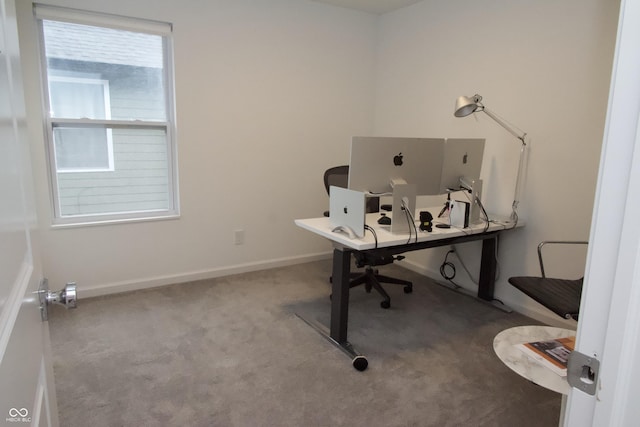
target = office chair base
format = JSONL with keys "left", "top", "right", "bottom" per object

{"left": 350, "top": 268, "right": 413, "bottom": 309}
{"left": 329, "top": 269, "right": 413, "bottom": 309}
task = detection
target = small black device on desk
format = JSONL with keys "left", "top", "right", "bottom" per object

{"left": 419, "top": 211, "right": 433, "bottom": 232}
{"left": 378, "top": 213, "right": 391, "bottom": 225}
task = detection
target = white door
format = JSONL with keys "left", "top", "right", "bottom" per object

{"left": 564, "top": 0, "right": 640, "bottom": 425}
{"left": 0, "top": 0, "right": 58, "bottom": 425}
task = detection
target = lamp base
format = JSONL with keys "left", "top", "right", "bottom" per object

{"left": 488, "top": 213, "right": 518, "bottom": 226}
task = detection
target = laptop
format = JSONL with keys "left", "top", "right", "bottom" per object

{"left": 329, "top": 186, "right": 366, "bottom": 238}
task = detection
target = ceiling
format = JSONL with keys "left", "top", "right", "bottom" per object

{"left": 310, "top": 0, "right": 422, "bottom": 15}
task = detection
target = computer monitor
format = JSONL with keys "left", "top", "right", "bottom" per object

{"left": 439, "top": 138, "right": 486, "bottom": 193}
{"left": 348, "top": 136, "right": 445, "bottom": 234}
{"left": 348, "top": 137, "right": 445, "bottom": 196}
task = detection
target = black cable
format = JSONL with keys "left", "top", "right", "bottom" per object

{"left": 406, "top": 206, "right": 418, "bottom": 243}
{"left": 475, "top": 196, "right": 490, "bottom": 233}
{"left": 401, "top": 199, "right": 418, "bottom": 244}
{"left": 404, "top": 207, "right": 412, "bottom": 244}
{"left": 439, "top": 249, "right": 461, "bottom": 289}
{"left": 364, "top": 224, "right": 378, "bottom": 248}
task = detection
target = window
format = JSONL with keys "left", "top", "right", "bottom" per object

{"left": 35, "top": 5, "right": 179, "bottom": 225}
{"left": 50, "top": 76, "right": 114, "bottom": 172}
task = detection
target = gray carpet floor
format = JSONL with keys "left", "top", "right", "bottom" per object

{"left": 49, "top": 260, "right": 561, "bottom": 426}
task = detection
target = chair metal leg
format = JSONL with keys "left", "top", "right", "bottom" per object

{"left": 368, "top": 276, "right": 391, "bottom": 309}
{"left": 334, "top": 266, "right": 413, "bottom": 309}
{"left": 375, "top": 274, "right": 413, "bottom": 294}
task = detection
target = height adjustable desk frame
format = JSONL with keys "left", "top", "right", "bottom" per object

{"left": 295, "top": 213, "right": 519, "bottom": 371}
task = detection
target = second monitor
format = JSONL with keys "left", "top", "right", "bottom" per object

{"left": 439, "top": 138, "right": 486, "bottom": 194}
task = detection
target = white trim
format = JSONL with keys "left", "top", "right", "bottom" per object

{"left": 33, "top": 3, "right": 171, "bottom": 36}
{"left": 50, "top": 118, "right": 169, "bottom": 127}
{"left": 51, "top": 211, "right": 180, "bottom": 228}
{"left": 48, "top": 75, "right": 115, "bottom": 172}
{"left": 0, "top": 257, "right": 33, "bottom": 367}
{"left": 36, "top": 9, "right": 179, "bottom": 226}
{"left": 590, "top": 73, "right": 640, "bottom": 427}
{"left": 32, "top": 358, "right": 47, "bottom": 427}
{"left": 78, "top": 252, "right": 332, "bottom": 298}
{"left": 565, "top": 0, "right": 640, "bottom": 424}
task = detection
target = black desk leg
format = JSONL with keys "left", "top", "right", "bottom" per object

{"left": 328, "top": 248, "right": 368, "bottom": 371}
{"left": 478, "top": 236, "right": 498, "bottom": 301}
{"left": 330, "top": 248, "right": 351, "bottom": 343}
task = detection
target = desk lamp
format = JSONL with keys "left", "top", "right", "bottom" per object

{"left": 454, "top": 94, "right": 527, "bottom": 222}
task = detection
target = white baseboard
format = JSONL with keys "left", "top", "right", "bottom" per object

{"left": 83, "top": 251, "right": 577, "bottom": 330}
{"left": 79, "top": 252, "right": 332, "bottom": 299}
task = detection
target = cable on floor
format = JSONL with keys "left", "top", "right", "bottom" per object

{"left": 439, "top": 249, "right": 461, "bottom": 289}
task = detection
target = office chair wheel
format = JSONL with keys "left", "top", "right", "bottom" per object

{"left": 380, "top": 300, "right": 391, "bottom": 309}
{"left": 404, "top": 285, "right": 413, "bottom": 294}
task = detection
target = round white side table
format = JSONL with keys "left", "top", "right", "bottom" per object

{"left": 493, "top": 325, "right": 575, "bottom": 394}
{"left": 494, "top": 325, "right": 577, "bottom": 425}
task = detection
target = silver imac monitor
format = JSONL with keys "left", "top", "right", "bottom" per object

{"left": 348, "top": 137, "right": 445, "bottom": 196}
{"left": 439, "top": 138, "right": 486, "bottom": 193}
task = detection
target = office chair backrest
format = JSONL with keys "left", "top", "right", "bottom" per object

{"left": 323, "top": 165, "right": 349, "bottom": 194}
{"left": 323, "top": 165, "right": 378, "bottom": 213}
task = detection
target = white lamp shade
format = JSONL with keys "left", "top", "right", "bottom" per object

{"left": 454, "top": 95, "right": 479, "bottom": 117}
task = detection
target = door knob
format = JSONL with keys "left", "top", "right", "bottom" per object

{"left": 38, "top": 279, "right": 77, "bottom": 321}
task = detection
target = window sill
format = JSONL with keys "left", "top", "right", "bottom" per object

{"left": 50, "top": 212, "right": 180, "bottom": 229}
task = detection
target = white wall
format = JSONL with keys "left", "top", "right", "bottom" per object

{"left": 16, "top": 0, "right": 621, "bottom": 325}
{"left": 373, "top": 0, "right": 620, "bottom": 324}
{"left": 16, "top": 0, "right": 377, "bottom": 296}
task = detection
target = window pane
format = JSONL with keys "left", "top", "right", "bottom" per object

{"left": 49, "top": 78, "right": 108, "bottom": 119}
{"left": 42, "top": 20, "right": 167, "bottom": 121}
{"left": 56, "top": 127, "right": 170, "bottom": 217}
{"left": 53, "top": 127, "right": 110, "bottom": 170}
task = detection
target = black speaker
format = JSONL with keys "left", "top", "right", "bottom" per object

{"left": 419, "top": 211, "right": 433, "bottom": 232}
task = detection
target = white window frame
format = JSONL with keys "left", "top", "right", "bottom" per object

{"left": 49, "top": 75, "right": 115, "bottom": 173}
{"left": 35, "top": 5, "right": 180, "bottom": 227}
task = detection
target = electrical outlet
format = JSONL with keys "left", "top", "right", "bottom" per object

{"left": 234, "top": 229, "right": 244, "bottom": 245}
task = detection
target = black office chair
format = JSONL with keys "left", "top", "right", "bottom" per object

{"left": 508, "top": 241, "right": 588, "bottom": 320}
{"left": 323, "top": 165, "right": 412, "bottom": 309}
{"left": 323, "top": 165, "right": 379, "bottom": 216}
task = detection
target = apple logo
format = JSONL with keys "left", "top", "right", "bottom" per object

{"left": 463, "top": 152, "right": 468, "bottom": 164}
{"left": 343, "top": 206, "right": 348, "bottom": 214}
{"left": 393, "top": 152, "right": 403, "bottom": 166}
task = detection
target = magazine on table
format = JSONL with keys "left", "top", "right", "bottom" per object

{"left": 516, "top": 336, "right": 576, "bottom": 376}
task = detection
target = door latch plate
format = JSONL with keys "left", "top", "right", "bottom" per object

{"left": 567, "top": 350, "right": 599, "bottom": 395}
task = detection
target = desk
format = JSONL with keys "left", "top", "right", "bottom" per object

{"left": 295, "top": 210, "right": 520, "bottom": 370}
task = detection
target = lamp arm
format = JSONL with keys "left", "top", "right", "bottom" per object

{"left": 479, "top": 107, "right": 527, "bottom": 146}
{"left": 512, "top": 141, "right": 526, "bottom": 220}
{"left": 478, "top": 106, "right": 527, "bottom": 222}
